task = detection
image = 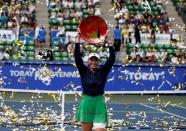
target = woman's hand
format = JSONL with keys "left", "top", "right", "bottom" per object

{"left": 75, "top": 28, "right": 81, "bottom": 43}
{"left": 107, "top": 38, "right": 114, "bottom": 47}
{"left": 105, "top": 29, "right": 109, "bottom": 37}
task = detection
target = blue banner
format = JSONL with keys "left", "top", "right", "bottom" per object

{"left": 0, "top": 62, "right": 186, "bottom": 93}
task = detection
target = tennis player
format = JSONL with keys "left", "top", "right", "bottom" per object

{"left": 74, "top": 34, "right": 115, "bottom": 131}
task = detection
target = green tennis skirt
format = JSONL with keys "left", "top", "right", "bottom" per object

{"left": 76, "top": 94, "right": 108, "bottom": 123}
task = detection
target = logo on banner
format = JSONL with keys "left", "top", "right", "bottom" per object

{"left": 0, "top": 30, "right": 16, "bottom": 41}
{"left": 121, "top": 70, "right": 165, "bottom": 81}
{"left": 10, "top": 68, "right": 80, "bottom": 80}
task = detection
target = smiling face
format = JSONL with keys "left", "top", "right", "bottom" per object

{"left": 88, "top": 57, "right": 100, "bottom": 71}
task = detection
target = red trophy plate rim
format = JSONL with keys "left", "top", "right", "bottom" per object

{"left": 79, "top": 16, "right": 108, "bottom": 45}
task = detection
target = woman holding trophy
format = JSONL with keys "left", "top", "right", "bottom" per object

{"left": 74, "top": 16, "right": 115, "bottom": 131}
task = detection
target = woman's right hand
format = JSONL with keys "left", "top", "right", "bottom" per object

{"left": 75, "top": 28, "right": 81, "bottom": 43}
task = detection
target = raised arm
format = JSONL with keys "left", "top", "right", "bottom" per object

{"left": 74, "top": 35, "right": 86, "bottom": 75}
{"left": 102, "top": 38, "right": 115, "bottom": 72}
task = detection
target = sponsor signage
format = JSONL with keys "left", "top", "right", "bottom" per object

{"left": 0, "top": 62, "right": 185, "bottom": 93}
{"left": 0, "top": 30, "right": 17, "bottom": 41}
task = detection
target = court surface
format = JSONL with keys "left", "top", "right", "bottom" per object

{"left": 0, "top": 93, "right": 186, "bottom": 131}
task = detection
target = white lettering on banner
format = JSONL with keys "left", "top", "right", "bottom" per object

{"left": 10, "top": 70, "right": 34, "bottom": 77}
{"left": 0, "top": 30, "right": 16, "bottom": 41}
{"left": 34, "top": 70, "right": 79, "bottom": 80}
{"left": 122, "top": 70, "right": 164, "bottom": 81}
{"left": 52, "top": 71, "right": 79, "bottom": 78}
{"left": 10, "top": 69, "right": 80, "bottom": 80}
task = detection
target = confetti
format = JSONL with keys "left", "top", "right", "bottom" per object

{"left": 163, "top": 101, "right": 171, "bottom": 108}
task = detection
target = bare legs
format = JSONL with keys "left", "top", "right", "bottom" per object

{"left": 94, "top": 128, "right": 106, "bottom": 131}
{"left": 81, "top": 123, "right": 106, "bottom": 131}
{"left": 81, "top": 122, "right": 93, "bottom": 131}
